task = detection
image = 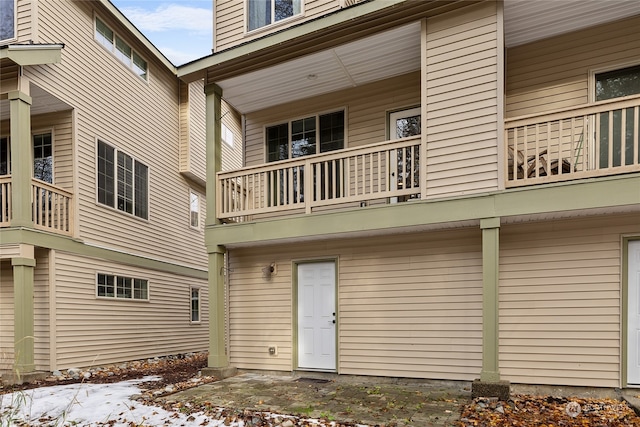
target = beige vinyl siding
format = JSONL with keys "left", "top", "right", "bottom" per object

{"left": 499, "top": 213, "right": 640, "bottom": 388}
{"left": 52, "top": 251, "right": 208, "bottom": 369}
{"left": 425, "top": 1, "right": 499, "bottom": 199}
{"left": 0, "top": 261, "right": 14, "bottom": 370}
{"left": 0, "top": 61, "right": 19, "bottom": 93}
{"left": 32, "top": 111, "right": 74, "bottom": 190}
{"left": 244, "top": 72, "right": 420, "bottom": 167}
{"left": 179, "top": 81, "right": 189, "bottom": 174}
{"left": 221, "top": 100, "right": 243, "bottom": 171}
{"left": 16, "top": 0, "right": 35, "bottom": 42}
{"left": 0, "top": 245, "right": 21, "bottom": 259}
{"left": 214, "top": 0, "right": 340, "bottom": 52}
{"left": 229, "top": 229, "right": 483, "bottom": 380}
{"left": 27, "top": 0, "right": 207, "bottom": 268}
{"left": 188, "top": 80, "right": 206, "bottom": 180}
{"left": 506, "top": 15, "right": 640, "bottom": 117}
{"left": 33, "top": 248, "right": 50, "bottom": 371}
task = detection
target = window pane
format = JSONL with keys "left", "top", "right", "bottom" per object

{"left": 267, "top": 123, "right": 288, "bottom": 161}
{"left": 319, "top": 111, "right": 345, "bottom": 153}
{"left": 0, "top": 0, "right": 15, "bottom": 40}
{"left": 190, "top": 191, "right": 199, "bottom": 227}
{"left": 117, "top": 276, "right": 132, "bottom": 298}
{"left": 132, "top": 51, "right": 147, "bottom": 80}
{"left": 596, "top": 65, "right": 640, "bottom": 101}
{"left": 117, "top": 152, "right": 134, "bottom": 214}
{"left": 97, "top": 274, "right": 115, "bottom": 297}
{"left": 133, "top": 279, "right": 148, "bottom": 300}
{"left": 33, "top": 133, "right": 53, "bottom": 183}
{"left": 115, "top": 36, "right": 132, "bottom": 67}
{"left": 222, "top": 123, "right": 234, "bottom": 147}
{"left": 95, "top": 18, "right": 114, "bottom": 50}
{"left": 0, "top": 137, "right": 9, "bottom": 175}
{"left": 191, "top": 289, "right": 200, "bottom": 322}
{"left": 134, "top": 161, "right": 148, "bottom": 219}
{"left": 97, "top": 141, "right": 115, "bottom": 207}
{"left": 248, "top": 0, "right": 271, "bottom": 31}
{"left": 291, "top": 117, "right": 316, "bottom": 158}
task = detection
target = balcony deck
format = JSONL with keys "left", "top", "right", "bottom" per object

{"left": 218, "top": 96, "right": 640, "bottom": 223}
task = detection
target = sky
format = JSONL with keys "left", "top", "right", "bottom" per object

{"left": 110, "top": 0, "right": 213, "bottom": 66}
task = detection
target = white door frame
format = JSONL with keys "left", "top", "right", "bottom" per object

{"left": 626, "top": 238, "right": 640, "bottom": 386}
{"left": 294, "top": 259, "right": 337, "bottom": 372}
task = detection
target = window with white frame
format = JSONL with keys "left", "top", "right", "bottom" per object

{"left": 97, "top": 140, "right": 149, "bottom": 219}
{"left": 222, "top": 123, "right": 234, "bottom": 147}
{"left": 0, "top": 0, "right": 16, "bottom": 42}
{"left": 97, "top": 273, "right": 148, "bottom": 300}
{"left": 190, "top": 288, "right": 201, "bottom": 322}
{"left": 33, "top": 132, "right": 53, "bottom": 183}
{"left": 247, "top": 0, "right": 302, "bottom": 31}
{"left": 266, "top": 110, "right": 344, "bottom": 162}
{"left": 95, "top": 17, "right": 148, "bottom": 81}
{"left": 190, "top": 190, "right": 200, "bottom": 228}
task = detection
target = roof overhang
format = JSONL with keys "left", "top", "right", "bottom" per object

{"left": 0, "top": 44, "right": 64, "bottom": 66}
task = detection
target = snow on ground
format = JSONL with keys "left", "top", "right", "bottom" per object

{"left": 1, "top": 376, "right": 223, "bottom": 426}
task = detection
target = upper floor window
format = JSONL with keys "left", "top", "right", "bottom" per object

{"left": 33, "top": 132, "right": 53, "bottom": 183}
{"left": 267, "top": 110, "right": 344, "bottom": 162}
{"left": 222, "top": 123, "right": 234, "bottom": 147}
{"left": 190, "top": 190, "right": 200, "bottom": 228}
{"left": 95, "top": 17, "right": 148, "bottom": 81}
{"left": 0, "top": 0, "right": 16, "bottom": 42}
{"left": 97, "top": 140, "right": 149, "bottom": 219}
{"left": 247, "top": 0, "right": 302, "bottom": 32}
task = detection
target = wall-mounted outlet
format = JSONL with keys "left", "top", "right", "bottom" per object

{"left": 268, "top": 345, "right": 278, "bottom": 356}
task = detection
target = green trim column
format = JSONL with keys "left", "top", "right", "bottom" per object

{"left": 207, "top": 246, "right": 227, "bottom": 368}
{"left": 9, "top": 90, "right": 34, "bottom": 228}
{"left": 480, "top": 217, "right": 501, "bottom": 382}
{"left": 12, "top": 256, "right": 36, "bottom": 373}
{"left": 204, "top": 83, "right": 223, "bottom": 226}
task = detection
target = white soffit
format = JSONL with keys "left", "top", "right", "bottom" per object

{"left": 504, "top": 0, "right": 640, "bottom": 47}
{"left": 219, "top": 22, "right": 421, "bottom": 114}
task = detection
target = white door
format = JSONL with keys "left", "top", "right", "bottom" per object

{"left": 297, "top": 262, "right": 336, "bottom": 371}
{"left": 628, "top": 240, "right": 640, "bottom": 385}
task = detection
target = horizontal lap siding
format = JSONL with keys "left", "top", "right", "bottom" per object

{"left": 15, "top": 0, "right": 33, "bottom": 42}
{"left": 245, "top": 72, "right": 420, "bottom": 167}
{"left": 188, "top": 80, "right": 207, "bottom": 180}
{"left": 506, "top": 15, "right": 640, "bottom": 117}
{"left": 0, "top": 261, "right": 14, "bottom": 370}
{"left": 53, "top": 251, "right": 208, "bottom": 369}
{"left": 215, "top": 0, "right": 340, "bottom": 52}
{"left": 29, "top": 0, "right": 207, "bottom": 268}
{"left": 499, "top": 213, "right": 640, "bottom": 387}
{"left": 229, "top": 229, "right": 483, "bottom": 380}
{"left": 221, "top": 100, "right": 243, "bottom": 171}
{"left": 425, "top": 2, "right": 499, "bottom": 199}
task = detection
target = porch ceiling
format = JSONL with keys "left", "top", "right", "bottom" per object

{"left": 216, "top": 0, "right": 640, "bottom": 115}
{"left": 0, "top": 84, "right": 72, "bottom": 121}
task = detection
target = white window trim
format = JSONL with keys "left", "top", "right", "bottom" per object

{"left": 189, "top": 189, "right": 201, "bottom": 229}
{"left": 388, "top": 106, "right": 421, "bottom": 141}
{"left": 190, "top": 287, "right": 201, "bottom": 323}
{"left": 588, "top": 61, "right": 640, "bottom": 104}
{"left": 95, "top": 272, "right": 150, "bottom": 302}
{"left": 93, "top": 14, "right": 149, "bottom": 83}
{"left": 0, "top": 0, "right": 17, "bottom": 43}
{"left": 95, "top": 138, "right": 150, "bottom": 222}
{"left": 263, "top": 108, "right": 347, "bottom": 163}
{"left": 244, "top": 0, "right": 305, "bottom": 36}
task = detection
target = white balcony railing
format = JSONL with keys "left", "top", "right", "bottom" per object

{"left": 32, "top": 178, "right": 73, "bottom": 235}
{"left": 217, "top": 136, "right": 421, "bottom": 221}
{"left": 505, "top": 95, "right": 640, "bottom": 187}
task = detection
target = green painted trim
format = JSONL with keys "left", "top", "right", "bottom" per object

{"left": 0, "top": 228, "right": 207, "bottom": 279}
{"left": 10, "top": 91, "right": 33, "bottom": 228}
{"left": 206, "top": 174, "right": 640, "bottom": 247}
{"left": 11, "top": 257, "right": 36, "bottom": 267}
{"left": 205, "top": 84, "right": 223, "bottom": 226}
{"left": 1, "top": 45, "right": 63, "bottom": 66}
{"left": 13, "top": 261, "right": 35, "bottom": 372}
{"left": 480, "top": 225, "right": 500, "bottom": 382}
{"left": 177, "top": 0, "right": 407, "bottom": 79}
{"left": 480, "top": 217, "right": 500, "bottom": 229}
{"left": 208, "top": 249, "right": 228, "bottom": 368}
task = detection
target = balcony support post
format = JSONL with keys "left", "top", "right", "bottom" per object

{"left": 204, "top": 83, "right": 223, "bottom": 226}
{"left": 12, "top": 243, "right": 36, "bottom": 379}
{"left": 9, "top": 90, "right": 34, "bottom": 228}
{"left": 473, "top": 217, "right": 510, "bottom": 399}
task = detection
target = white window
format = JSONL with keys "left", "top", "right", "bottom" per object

{"left": 97, "top": 140, "right": 149, "bottom": 219}
{"left": 33, "top": 132, "right": 53, "bottom": 183}
{"left": 389, "top": 107, "right": 421, "bottom": 139}
{"left": 222, "top": 123, "right": 234, "bottom": 147}
{"left": 190, "top": 288, "right": 201, "bottom": 322}
{"left": 190, "top": 191, "right": 200, "bottom": 228}
{"left": 247, "top": 0, "right": 302, "bottom": 31}
{"left": 266, "top": 110, "right": 344, "bottom": 162}
{"left": 95, "top": 17, "right": 148, "bottom": 81}
{"left": 0, "top": 0, "right": 16, "bottom": 42}
{"left": 97, "top": 273, "right": 148, "bottom": 300}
